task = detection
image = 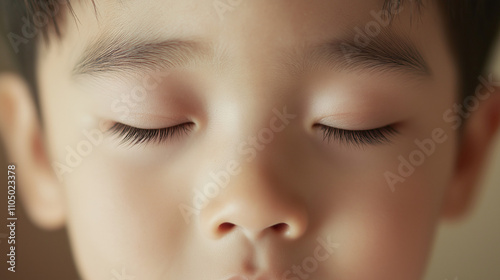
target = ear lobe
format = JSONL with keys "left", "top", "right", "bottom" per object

{"left": 441, "top": 86, "right": 500, "bottom": 221}
{"left": 0, "top": 73, "right": 65, "bottom": 230}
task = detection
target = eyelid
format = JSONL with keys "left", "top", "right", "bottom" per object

{"left": 315, "top": 124, "right": 399, "bottom": 146}
{"left": 107, "top": 122, "right": 194, "bottom": 146}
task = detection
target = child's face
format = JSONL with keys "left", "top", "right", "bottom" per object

{"left": 35, "top": 0, "right": 459, "bottom": 279}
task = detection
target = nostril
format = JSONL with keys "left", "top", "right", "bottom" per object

{"left": 218, "top": 222, "right": 235, "bottom": 234}
{"left": 271, "top": 223, "right": 289, "bottom": 234}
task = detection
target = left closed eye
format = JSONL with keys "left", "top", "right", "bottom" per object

{"left": 315, "top": 124, "right": 399, "bottom": 146}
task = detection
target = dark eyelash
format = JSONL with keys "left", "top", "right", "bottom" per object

{"left": 108, "top": 122, "right": 194, "bottom": 146}
{"left": 317, "top": 124, "right": 398, "bottom": 146}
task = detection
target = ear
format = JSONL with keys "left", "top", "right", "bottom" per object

{"left": 0, "top": 73, "right": 65, "bottom": 230}
{"left": 441, "top": 82, "right": 500, "bottom": 221}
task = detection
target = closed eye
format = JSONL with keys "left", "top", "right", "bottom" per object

{"left": 107, "top": 122, "right": 195, "bottom": 146}
{"left": 315, "top": 124, "right": 398, "bottom": 146}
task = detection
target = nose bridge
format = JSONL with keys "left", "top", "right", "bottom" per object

{"left": 206, "top": 86, "right": 299, "bottom": 176}
{"left": 221, "top": 102, "right": 299, "bottom": 198}
{"left": 237, "top": 103, "right": 297, "bottom": 158}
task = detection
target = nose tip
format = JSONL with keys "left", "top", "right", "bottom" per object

{"left": 201, "top": 199, "right": 308, "bottom": 240}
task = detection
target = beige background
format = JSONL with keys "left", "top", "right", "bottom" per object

{"left": 0, "top": 25, "right": 499, "bottom": 280}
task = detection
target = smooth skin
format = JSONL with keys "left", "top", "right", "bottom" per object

{"left": 1, "top": 0, "right": 500, "bottom": 279}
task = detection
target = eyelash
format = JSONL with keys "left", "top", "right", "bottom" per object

{"left": 108, "top": 122, "right": 195, "bottom": 146}
{"left": 108, "top": 122, "right": 398, "bottom": 147}
{"left": 316, "top": 124, "right": 398, "bottom": 146}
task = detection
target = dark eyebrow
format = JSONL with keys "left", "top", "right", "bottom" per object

{"left": 306, "top": 29, "right": 431, "bottom": 78}
{"left": 72, "top": 35, "right": 211, "bottom": 78}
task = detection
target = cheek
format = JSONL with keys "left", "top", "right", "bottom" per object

{"left": 314, "top": 186, "right": 441, "bottom": 280}
{"left": 62, "top": 154, "right": 191, "bottom": 279}
{"left": 331, "top": 204, "right": 437, "bottom": 280}
{"left": 311, "top": 135, "right": 456, "bottom": 279}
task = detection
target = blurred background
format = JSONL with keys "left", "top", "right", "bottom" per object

{"left": 0, "top": 14, "right": 499, "bottom": 280}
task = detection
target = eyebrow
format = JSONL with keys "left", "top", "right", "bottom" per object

{"left": 306, "top": 29, "right": 431, "bottom": 77}
{"left": 72, "top": 35, "right": 211, "bottom": 78}
{"left": 73, "top": 29, "right": 430, "bottom": 79}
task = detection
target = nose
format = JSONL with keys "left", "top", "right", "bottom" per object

{"left": 199, "top": 158, "right": 309, "bottom": 240}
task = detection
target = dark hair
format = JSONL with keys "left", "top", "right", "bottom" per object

{"left": 1, "top": 0, "right": 500, "bottom": 113}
